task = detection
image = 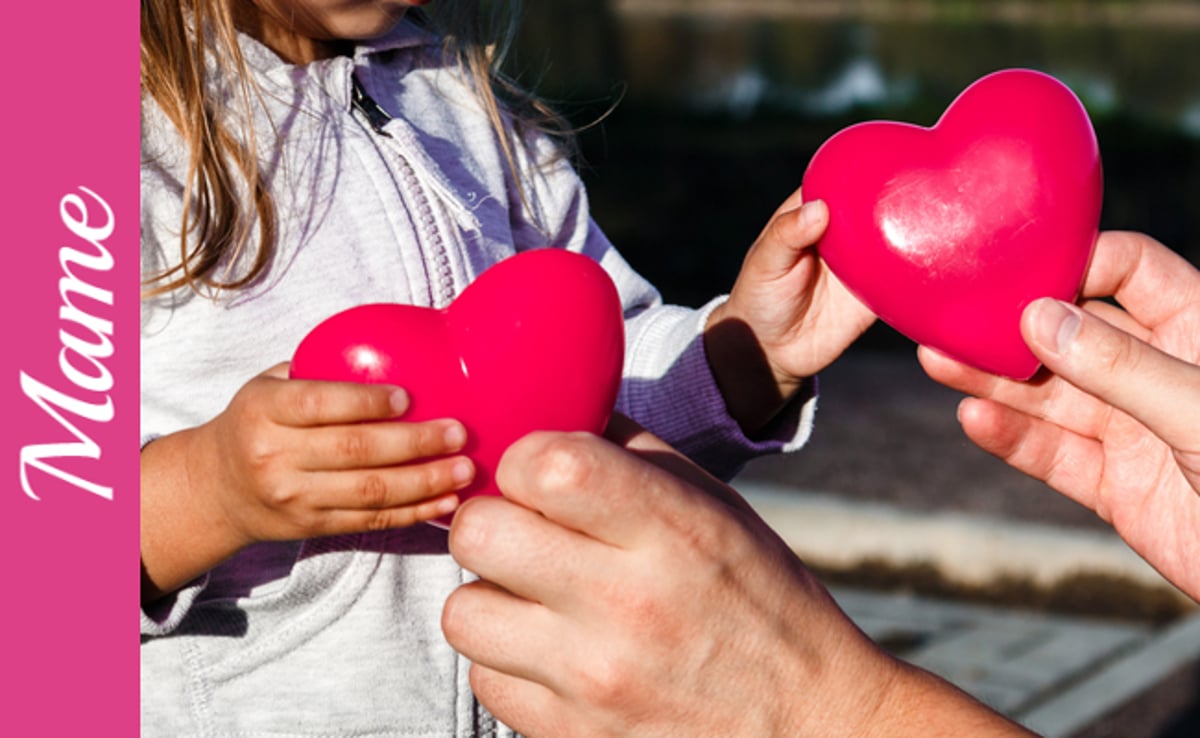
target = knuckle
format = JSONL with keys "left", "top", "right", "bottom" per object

{"left": 680, "top": 508, "right": 737, "bottom": 561}
{"left": 334, "top": 428, "right": 372, "bottom": 464}
{"left": 359, "top": 386, "right": 392, "bottom": 418}
{"left": 409, "top": 462, "right": 446, "bottom": 497}
{"left": 527, "top": 433, "right": 597, "bottom": 493}
{"left": 234, "top": 375, "right": 272, "bottom": 407}
{"left": 1087, "top": 321, "right": 1141, "bottom": 377}
{"left": 290, "top": 384, "right": 327, "bottom": 422}
{"left": 242, "top": 434, "right": 278, "bottom": 472}
{"left": 363, "top": 505, "right": 401, "bottom": 532}
{"left": 574, "top": 654, "right": 632, "bottom": 709}
{"left": 413, "top": 423, "right": 448, "bottom": 456}
{"left": 354, "top": 472, "right": 390, "bottom": 508}
{"left": 604, "top": 575, "right": 669, "bottom": 635}
{"left": 405, "top": 427, "right": 444, "bottom": 460}
{"left": 260, "top": 482, "right": 303, "bottom": 518}
{"left": 238, "top": 439, "right": 290, "bottom": 497}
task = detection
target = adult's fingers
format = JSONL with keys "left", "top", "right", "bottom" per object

{"left": 441, "top": 578, "right": 563, "bottom": 687}
{"left": 917, "top": 345, "right": 1112, "bottom": 442}
{"left": 467, "top": 663, "right": 564, "bottom": 738}
{"left": 448, "top": 494, "right": 613, "bottom": 609}
{"left": 604, "top": 414, "right": 758, "bottom": 515}
{"left": 1082, "top": 231, "right": 1200, "bottom": 329}
{"left": 1022, "top": 297, "right": 1200, "bottom": 451}
{"left": 495, "top": 425, "right": 753, "bottom": 550}
{"left": 493, "top": 430, "right": 672, "bottom": 549}
{"left": 956, "top": 397, "right": 1107, "bottom": 513}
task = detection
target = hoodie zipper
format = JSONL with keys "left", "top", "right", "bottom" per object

{"left": 351, "top": 73, "right": 456, "bottom": 306}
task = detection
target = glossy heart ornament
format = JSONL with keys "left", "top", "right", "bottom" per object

{"left": 803, "top": 68, "right": 1102, "bottom": 379}
{"left": 289, "top": 249, "right": 625, "bottom": 524}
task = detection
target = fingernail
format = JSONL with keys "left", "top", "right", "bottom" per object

{"left": 451, "top": 458, "right": 475, "bottom": 486}
{"left": 436, "top": 494, "right": 460, "bottom": 515}
{"left": 799, "top": 199, "right": 826, "bottom": 228}
{"left": 1028, "top": 298, "right": 1081, "bottom": 356}
{"left": 444, "top": 423, "right": 467, "bottom": 450}
{"left": 389, "top": 389, "right": 409, "bottom": 416}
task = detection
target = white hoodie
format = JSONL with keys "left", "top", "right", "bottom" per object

{"left": 139, "top": 19, "right": 815, "bottom": 738}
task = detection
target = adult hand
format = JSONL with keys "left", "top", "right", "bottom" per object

{"left": 705, "top": 190, "right": 875, "bottom": 434}
{"left": 443, "top": 417, "right": 1028, "bottom": 737}
{"left": 921, "top": 231, "right": 1200, "bottom": 599}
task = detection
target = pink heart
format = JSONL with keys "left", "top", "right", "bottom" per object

{"left": 289, "top": 249, "right": 625, "bottom": 525}
{"left": 803, "top": 68, "right": 1102, "bottom": 379}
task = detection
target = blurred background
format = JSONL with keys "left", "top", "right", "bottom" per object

{"left": 510, "top": 0, "right": 1200, "bottom": 307}
{"left": 501, "top": 0, "right": 1200, "bottom": 538}
{"left": 504, "top": 2, "right": 1200, "bottom": 735}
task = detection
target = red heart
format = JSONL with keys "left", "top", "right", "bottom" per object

{"left": 803, "top": 68, "right": 1102, "bottom": 379}
{"left": 289, "top": 249, "right": 625, "bottom": 525}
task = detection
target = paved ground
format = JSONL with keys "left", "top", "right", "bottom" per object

{"left": 730, "top": 345, "right": 1199, "bottom": 736}
{"left": 830, "top": 587, "right": 1200, "bottom": 737}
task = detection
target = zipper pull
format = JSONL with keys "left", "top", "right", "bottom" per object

{"left": 351, "top": 73, "right": 393, "bottom": 138}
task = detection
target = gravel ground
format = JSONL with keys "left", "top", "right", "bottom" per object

{"left": 738, "top": 344, "right": 1110, "bottom": 531}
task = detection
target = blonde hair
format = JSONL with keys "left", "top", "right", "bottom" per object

{"left": 140, "top": 0, "right": 571, "bottom": 297}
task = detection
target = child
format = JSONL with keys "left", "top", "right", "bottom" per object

{"left": 139, "top": 1, "right": 873, "bottom": 735}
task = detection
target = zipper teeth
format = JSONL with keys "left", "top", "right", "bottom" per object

{"left": 400, "top": 159, "right": 455, "bottom": 305}
{"left": 475, "top": 699, "right": 497, "bottom": 737}
{"left": 351, "top": 73, "right": 456, "bottom": 305}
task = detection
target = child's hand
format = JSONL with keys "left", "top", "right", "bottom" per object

{"left": 141, "top": 363, "right": 474, "bottom": 600}
{"left": 704, "top": 188, "right": 875, "bottom": 434}
{"left": 200, "top": 363, "right": 473, "bottom": 543}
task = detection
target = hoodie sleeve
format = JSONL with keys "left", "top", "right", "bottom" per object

{"left": 509, "top": 136, "right": 817, "bottom": 480}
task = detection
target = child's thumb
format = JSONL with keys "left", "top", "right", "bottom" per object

{"left": 753, "top": 199, "right": 829, "bottom": 273}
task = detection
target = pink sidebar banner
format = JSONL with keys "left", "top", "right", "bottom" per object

{"left": 2, "top": 2, "right": 141, "bottom": 735}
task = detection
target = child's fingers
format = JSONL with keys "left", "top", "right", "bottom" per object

{"left": 266, "top": 376, "right": 411, "bottom": 427}
{"left": 310, "top": 456, "right": 473, "bottom": 513}
{"left": 749, "top": 199, "right": 829, "bottom": 276}
{"left": 262, "top": 362, "right": 291, "bottom": 379}
{"left": 320, "top": 489, "right": 464, "bottom": 532}
{"left": 297, "top": 419, "right": 468, "bottom": 471}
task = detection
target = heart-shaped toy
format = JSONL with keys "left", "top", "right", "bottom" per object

{"left": 803, "top": 68, "right": 1102, "bottom": 379}
{"left": 290, "top": 249, "right": 625, "bottom": 525}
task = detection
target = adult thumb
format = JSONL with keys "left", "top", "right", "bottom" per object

{"left": 1022, "top": 297, "right": 1200, "bottom": 449}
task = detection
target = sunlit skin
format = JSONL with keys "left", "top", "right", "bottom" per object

{"left": 921, "top": 231, "right": 1200, "bottom": 600}
{"left": 231, "top": 0, "right": 430, "bottom": 64}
